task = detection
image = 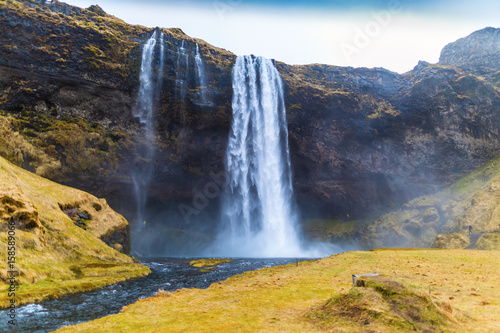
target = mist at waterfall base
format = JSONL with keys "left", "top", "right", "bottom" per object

{"left": 130, "top": 33, "right": 338, "bottom": 258}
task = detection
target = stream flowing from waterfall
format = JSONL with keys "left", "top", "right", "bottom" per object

{"left": 0, "top": 258, "right": 301, "bottom": 332}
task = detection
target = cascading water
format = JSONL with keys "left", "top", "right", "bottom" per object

{"left": 211, "top": 55, "right": 305, "bottom": 257}
{"left": 131, "top": 30, "right": 161, "bottom": 236}
{"left": 155, "top": 32, "right": 165, "bottom": 103}
{"left": 194, "top": 43, "right": 209, "bottom": 105}
{"left": 175, "top": 40, "right": 189, "bottom": 122}
{"left": 133, "top": 31, "right": 157, "bottom": 126}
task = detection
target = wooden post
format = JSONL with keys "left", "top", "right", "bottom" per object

{"left": 352, "top": 273, "right": 379, "bottom": 286}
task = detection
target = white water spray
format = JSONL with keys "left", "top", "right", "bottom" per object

{"left": 210, "top": 55, "right": 311, "bottom": 257}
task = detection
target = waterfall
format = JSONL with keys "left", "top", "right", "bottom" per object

{"left": 213, "top": 55, "right": 304, "bottom": 257}
{"left": 175, "top": 40, "right": 189, "bottom": 122}
{"left": 131, "top": 30, "right": 160, "bottom": 236}
{"left": 133, "top": 31, "right": 157, "bottom": 126}
{"left": 195, "top": 43, "right": 209, "bottom": 105}
{"left": 155, "top": 32, "right": 165, "bottom": 103}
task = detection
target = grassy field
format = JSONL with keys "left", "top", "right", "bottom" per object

{"left": 58, "top": 249, "right": 499, "bottom": 332}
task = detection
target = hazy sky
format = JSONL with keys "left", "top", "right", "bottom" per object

{"left": 61, "top": 0, "right": 499, "bottom": 73}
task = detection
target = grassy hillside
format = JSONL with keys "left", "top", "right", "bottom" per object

{"left": 0, "top": 155, "right": 150, "bottom": 308}
{"left": 58, "top": 249, "right": 500, "bottom": 332}
{"left": 363, "top": 153, "right": 500, "bottom": 249}
{"left": 305, "top": 153, "right": 500, "bottom": 250}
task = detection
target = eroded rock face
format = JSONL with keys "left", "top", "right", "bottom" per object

{"left": 283, "top": 62, "right": 500, "bottom": 219}
{"left": 1, "top": 0, "right": 499, "bottom": 237}
{"left": 439, "top": 27, "right": 500, "bottom": 72}
{"left": 0, "top": 187, "right": 45, "bottom": 234}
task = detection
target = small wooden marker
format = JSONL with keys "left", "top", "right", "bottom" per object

{"left": 352, "top": 273, "right": 379, "bottom": 286}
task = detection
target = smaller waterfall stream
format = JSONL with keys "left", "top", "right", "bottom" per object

{"left": 133, "top": 31, "right": 157, "bottom": 125}
{"left": 131, "top": 30, "right": 161, "bottom": 234}
{"left": 175, "top": 40, "right": 189, "bottom": 122}
{"left": 155, "top": 32, "right": 165, "bottom": 103}
{"left": 195, "top": 43, "right": 209, "bottom": 105}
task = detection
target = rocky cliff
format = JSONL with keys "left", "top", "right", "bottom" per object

{"left": 1, "top": 0, "right": 499, "bottom": 250}
{"left": 439, "top": 27, "right": 500, "bottom": 79}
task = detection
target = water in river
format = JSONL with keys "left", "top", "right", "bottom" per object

{"left": 0, "top": 258, "right": 304, "bottom": 332}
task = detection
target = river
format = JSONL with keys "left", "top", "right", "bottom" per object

{"left": 0, "top": 258, "right": 304, "bottom": 332}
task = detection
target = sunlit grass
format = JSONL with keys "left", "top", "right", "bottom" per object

{"left": 189, "top": 258, "right": 233, "bottom": 268}
{"left": 58, "top": 249, "right": 500, "bottom": 332}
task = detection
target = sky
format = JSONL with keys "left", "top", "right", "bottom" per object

{"left": 61, "top": 0, "right": 499, "bottom": 73}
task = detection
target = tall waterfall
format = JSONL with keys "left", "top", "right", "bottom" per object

{"left": 194, "top": 43, "right": 209, "bottom": 105}
{"left": 132, "top": 30, "right": 161, "bottom": 234}
{"left": 213, "top": 55, "right": 304, "bottom": 257}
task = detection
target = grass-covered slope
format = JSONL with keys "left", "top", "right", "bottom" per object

{"left": 57, "top": 249, "right": 500, "bottom": 332}
{"left": 306, "top": 153, "right": 500, "bottom": 250}
{"left": 361, "top": 154, "right": 500, "bottom": 249}
{"left": 0, "top": 155, "right": 150, "bottom": 308}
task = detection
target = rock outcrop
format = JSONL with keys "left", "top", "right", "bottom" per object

{"left": 439, "top": 27, "right": 500, "bottom": 73}
{"left": 1, "top": 0, "right": 499, "bottom": 250}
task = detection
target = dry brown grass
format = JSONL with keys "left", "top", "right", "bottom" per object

{"left": 57, "top": 249, "right": 500, "bottom": 332}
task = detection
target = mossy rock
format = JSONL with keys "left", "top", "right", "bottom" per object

{"left": 308, "top": 275, "right": 455, "bottom": 332}
{"left": 432, "top": 233, "right": 470, "bottom": 249}
{"left": 476, "top": 233, "right": 500, "bottom": 250}
{"left": 189, "top": 258, "right": 233, "bottom": 268}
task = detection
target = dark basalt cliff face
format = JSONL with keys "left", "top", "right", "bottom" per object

{"left": 1, "top": 0, "right": 499, "bottom": 245}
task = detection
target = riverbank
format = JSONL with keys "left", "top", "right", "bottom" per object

{"left": 0, "top": 262, "right": 149, "bottom": 310}
{"left": 58, "top": 249, "right": 500, "bottom": 332}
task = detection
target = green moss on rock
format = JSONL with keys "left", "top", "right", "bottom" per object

{"left": 476, "top": 233, "right": 500, "bottom": 250}
{"left": 432, "top": 233, "right": 470, "bottom": 249}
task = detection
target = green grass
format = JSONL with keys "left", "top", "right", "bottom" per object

{"left": 189, "top": 258, "right": 233, "bottom": 268}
